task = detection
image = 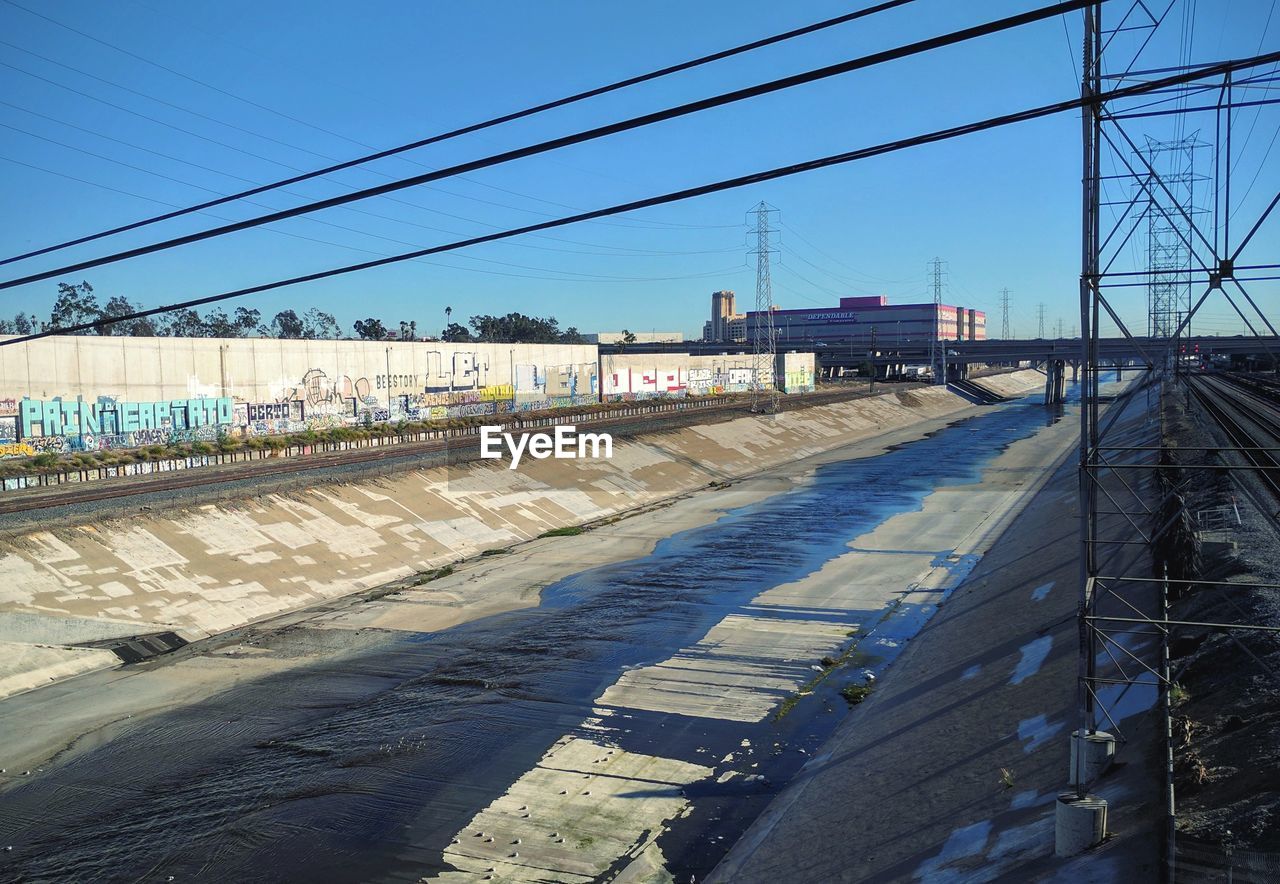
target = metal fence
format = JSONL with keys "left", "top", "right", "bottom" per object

{"left": 1176, "top": 839, "right": 1280, "bottom": 882}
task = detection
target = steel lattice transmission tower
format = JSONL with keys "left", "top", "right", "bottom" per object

{"left": 1140, "top": 136, "right": 1205, "bottom": 356}
{"left": 927, "top": 257, "right": 946, "bottom": 384}
{"left": 999, "top": 288, "right": 1012, "bottom": 339}
{"left": 1037, "top": 302, "right": 1046, "bottom": 338}
{"left": 749, "top": 201, "right": 780, "bottom": 413}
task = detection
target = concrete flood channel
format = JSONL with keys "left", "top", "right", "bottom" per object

{"left": 1, "top": 388, "right": 1078, "bottom": 883}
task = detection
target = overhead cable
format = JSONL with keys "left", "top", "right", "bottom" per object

{"left": 8, "top": 45, "right": 1277, "bottom": 345}
{"left": 0, "top": 0, "right": 917, "bottom": 267}
{"left": 0, "top": 0, "right": 1094, "bottom": 290}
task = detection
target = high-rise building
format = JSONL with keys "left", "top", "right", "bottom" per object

{"left": 704, "top": 290, "right": 747, "bottom": 342}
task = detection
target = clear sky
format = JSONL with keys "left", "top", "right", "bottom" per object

{"left": 0, "top": 0, "right": 1275, "bottom": 340}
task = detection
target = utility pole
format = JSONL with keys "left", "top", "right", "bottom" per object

{"left": 928, "top": 257, "right": 946, "bottom": 384}
{"left": 869, "top": 325, "right": 877, "bottom": 393}
{"left": 1000, "top": 288, "right": 1012, "bottom": 339}
{"left": 749, "top": 201, "right": 780, "bottom": 413}
{"left": 1037, "top": 303, "right": 1047, "bottom": 339}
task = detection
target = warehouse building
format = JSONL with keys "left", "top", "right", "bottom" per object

{"left": 738, "top": 295, "right": 986, "bottom": 345}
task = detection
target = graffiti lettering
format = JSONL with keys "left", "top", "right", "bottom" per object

{"left": 18, "top": 396, "right": 233, "bottom": 438}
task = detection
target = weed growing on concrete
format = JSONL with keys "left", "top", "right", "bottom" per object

{"left": 412, "top": 565, "right": 455, "bottom": 586}
{"left": 1170, "top": 682, "right": 1190, "bottom": 706}
{"left": 839, "top": 683, "right": 873, "bottom": 706}
{"left": 480, "top": 548, "right": 508, "bottom": 557}
{"left": 999, "top": 767, "right": 1015, "bottom": 789}
{"left": 774, "top": 644, "right": 877, "bottom": 721}
{"left": 540, "top": 526, "right": 585, "bottom": 538}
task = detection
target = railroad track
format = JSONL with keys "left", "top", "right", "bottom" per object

{"left": 1184, "top": 373, "right": 1280, "bottom": 509}
{"left": 0, "top": 383, "right": 908, "bottom": 517}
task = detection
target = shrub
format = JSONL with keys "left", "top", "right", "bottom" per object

{"left": 31, "top": 453, "right": 62, "bottom": 470}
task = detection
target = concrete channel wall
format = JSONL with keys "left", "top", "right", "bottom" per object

{"left": 0, "top": 369, "right": 1042, "bottom": 700}
{"left": 0, "top": 335, "right": 814, "bottom": 456}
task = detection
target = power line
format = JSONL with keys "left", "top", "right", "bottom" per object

{"left": 0, "top": 109, "right": 745, "bottom": 261}
{"left": 0, "top": 0, "right": 1095, "bottom": 289}
{"left": 1000, "top": 287, "right": 1012, "bottom": 338}
{"left": 0, "top": 154, "right": 744, "bottom": 287}
{"left": 6, "top": 45, "right": 1277, "bottom": 344}
{"left": 0, "top": 0, "right": 918, "bottom": 267}
{"left": 0, "top": 61, "right": 739, "bottom": 254}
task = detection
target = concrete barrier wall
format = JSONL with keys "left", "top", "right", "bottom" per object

{"left": 0, "top": 368, "right": 1045, "bottom": 699}
{"left": 0, "top": 335, "right": 599, "bottom": 453}
{"left": 597, "top": 352, "right": 815, "bottom": 400}
{"left": 0, "top": 336, "right": 819, "bottom": 454}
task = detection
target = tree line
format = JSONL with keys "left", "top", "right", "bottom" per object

{"left": 0, "top": 283, "right": 590, "bottom": 344}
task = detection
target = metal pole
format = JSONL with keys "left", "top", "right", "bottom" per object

{"left": 1076, "top": 0, "right": 1102, "bottom": 795}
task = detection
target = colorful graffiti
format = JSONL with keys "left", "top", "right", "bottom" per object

{"left": 19, "top": 396, "right": 233, "bottom": 438}
{"left": 604, "top": 365, "right": 758, "bottom": 400}
{"left": 0, "top": 348, "right": 807, "bottom": 459}
{"left": 7, "top": 396, "right": 234, "bottom": 453}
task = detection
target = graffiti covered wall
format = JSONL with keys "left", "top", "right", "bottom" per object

{"left": 779, "top": 352, "right": 817, "bottom": 394}
{"left": 598, "top": 353, "right": 762, "bottom": 400}
{"left": 0, "top": 336, "right": 598, "bottom": 454}
{"left": 597, "top": 352, "right": 815, "bottom": 401}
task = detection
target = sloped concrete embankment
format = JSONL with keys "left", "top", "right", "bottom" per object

{"left": 0, "top": 372, "right": 1045, "bottom": 699}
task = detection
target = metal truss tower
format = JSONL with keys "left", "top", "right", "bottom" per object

{"left": 928, "top": 257, "right": 946, "bottom": 383}
{"left": 1037, "top": 302, "right": 1046, "bottom": 338}
{"left": 1000, "top": 288, "right": 1012, "bottom": 339}
{"left": 1068, "top": 1, "right": 1280, "bottom": 864}
{"left": 750, "top": 201, "right": 780, "bottom": 413}
{"left": 1141, "top": 136, "right": 1206, "bottom": 352}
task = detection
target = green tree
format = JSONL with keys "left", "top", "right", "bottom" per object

{"left": 0, "top": 312, "right": 38, "bottom": 335}
{"left": 266, "top": 309, "right": 306, "bottom": 338}
{"left": 303, "top": 308, "right": 340, "bottom": 339}
{"left": 561, "top": 326, "right": 585, "bottom": 344}
{"left": 51, "top": 281, "right": 100, "bottom": 333}
{"left": 353, "top": 317, "right": 388, "bottom": 340}
{"left": 202, "top": 309, "right": 240, "bottom": 338}
{"left": 441, "top": 322, "right": 472, "bottom": 342}
{"left": 12, "top": 312, "right": 36, "bottom": 335}
{"left": 468, "top": 312, "right": 563, "bottom": 343}
{"left": 101, "top": 295, "right": 160, "bottom": 336}
{"left": 233, "top": 307, "right": 262, "bottom": 336}
{"left": 161, "top": 308, "right": 206, "bottom": 337}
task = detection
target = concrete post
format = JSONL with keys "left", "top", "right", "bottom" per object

{"left": 1069, "top": 729, "right": 1116, "bottom": 785}
{"left": 1055, "top": 791, "right": 1108, "bottom": 856}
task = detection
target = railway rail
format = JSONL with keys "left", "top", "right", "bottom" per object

{"left": 1184, "top": 372, "right": 1280, "bottom": 510}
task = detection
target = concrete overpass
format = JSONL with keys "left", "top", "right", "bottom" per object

{"left": 621, "top": 336, "right": 1280, "bottom": 375}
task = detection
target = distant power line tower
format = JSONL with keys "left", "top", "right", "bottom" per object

{"left": 1140, "top": 135, "right": 1205, "bottom": 347}
{"left": 749, "top": 201, "right": 780, "bottom": 413}
{"left": 1037, "top": 303, "right": 1046, "bottom": 339}
{"left": 928, "top": 257, "right": 947, "bottom": 384}
{"left": 1056, "top": 317, "right": 1065, "bottom": 339}
{"left": 999, "top": 288, "right": 1012, "bottom": 339}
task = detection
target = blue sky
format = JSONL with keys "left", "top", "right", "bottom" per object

{"left": 0, "top": 0, "right": 1276, "bottom": 340}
